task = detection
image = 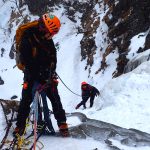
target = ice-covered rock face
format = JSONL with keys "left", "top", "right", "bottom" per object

{"left": 67, "top": 112, "right": 150, "bottom": 149}
{"left": 104, "top": 0, "right": 150, "bottom": 77}
{"left": 59, "top": 0, "right": 150, "bottom": 77}
{"left": 1, "top": 0, "right": 150, "bottom": 99}
{"left": 124, "top": 49, "right": 150, "bottom": 73}
{"left": 2, "top": 0, "right": 150, "bottom": 80}
{"left": 1, "top": 100, "right": 150, "bottom": 150}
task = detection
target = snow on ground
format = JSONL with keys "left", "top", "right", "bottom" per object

{"left": 40, "top": 137, "right": 107, "bottom": 150}
{"left": 81, "top": 61, "right": 150, "bottom": 133}
{"left": 0, "top": 1, "right": 150, "bottom": 150}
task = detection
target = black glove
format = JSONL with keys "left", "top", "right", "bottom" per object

{"left": 95, "top": 91, "right": 100, "bottom": 97}
{"left": 46, "top": 72, "right": 58, "bottom": 82}
{"left": 97, "top": 91, "right": 100, "bottom": 96}
{"left": 52, "top": 72, "right": 58, "bottom": 80}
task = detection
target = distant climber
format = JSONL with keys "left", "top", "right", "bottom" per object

{"left": 75, "top": 82, "right": 100, "bottom": 109}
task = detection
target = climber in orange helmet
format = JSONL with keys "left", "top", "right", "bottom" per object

{"left": 75, "top": 82, "right": 100, "bottom": 109}
{"left": 13, "top": 13, "right": 69, "bottom": 137}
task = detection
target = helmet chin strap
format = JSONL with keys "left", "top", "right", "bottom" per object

{"left": 44, "top": 33, "right": 53, "bottom": 40}
{"left": 38, "top": 18, "right": 45, "bottom": 29}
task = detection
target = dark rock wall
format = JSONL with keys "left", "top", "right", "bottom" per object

{"left": 24, "top": 0, "right": 50, "bottom": 15}
{"left": 104, "top": 0, "right": 150, "bottom": 77}
{"left": 17, "top": 0, "right": 150, "bottom": 77}
{"left": 20, "top": 0, "right": 100, "bottom": 70}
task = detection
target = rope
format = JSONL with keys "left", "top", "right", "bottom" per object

{"left": 0, "top": 106, "right": 14, "bottom": 149}
{"left": 0, "top": 101, "right": 9, "bottom": 125}
{"left": 56, "top": 73, "right": 81, "bottom": 97}
{"left": 36, "top": 141, "right": 44, "bottom": 150}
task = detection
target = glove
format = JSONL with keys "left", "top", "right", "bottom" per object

{"left": 97, "top": 91, "right": 100, "bottom": 96}
{"left": 95, "top": 92, "right": 100, "bottom": 97}
{"left": 45, "top": 71, "right": 58, "bottom": 85}
{"left": 51, "top": 72, "right": 59, "bottom": 85}
{"left": 52, "top": 72, "right": 58, "bottom": 80}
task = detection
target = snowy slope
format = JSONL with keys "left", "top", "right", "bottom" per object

{"left": 0, "top": 1, "right": 150, "bottom": 150}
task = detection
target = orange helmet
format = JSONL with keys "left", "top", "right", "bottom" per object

{"left": 81, "top": 82, "right": 88, "bottom": 86}
{"left": 42, "top": 13, "right": 61, "bottom": 35}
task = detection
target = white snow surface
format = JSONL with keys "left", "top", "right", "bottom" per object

{"left": 0, "top": 1, "right": 150, "bottom": 150}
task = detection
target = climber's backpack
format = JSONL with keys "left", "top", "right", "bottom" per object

{"left": 15, "top": 20, "right": 39, "bottom": 70}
